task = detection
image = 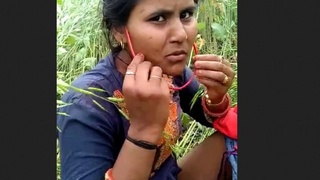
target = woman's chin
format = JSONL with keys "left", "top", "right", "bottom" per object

{"left": 162, "top": 65, "right": 186, "bottom": 77}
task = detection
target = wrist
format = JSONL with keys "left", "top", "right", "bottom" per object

{"left": 202, "top": 93, "right": 231, "bottom": 118}
{"left": 128, "top": 124, "right": 163, "bottom": 145}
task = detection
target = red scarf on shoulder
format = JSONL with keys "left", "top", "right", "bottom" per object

{"left": 213, "top": 105, "right": 238, "bottom": 140}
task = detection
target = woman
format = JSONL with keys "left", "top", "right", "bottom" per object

{"left": 57, "top": 0, "right": 236, "bottom": 179}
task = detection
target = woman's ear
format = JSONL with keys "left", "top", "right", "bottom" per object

{"left": 112, "top": 27, "right": 127, "bottom": 44}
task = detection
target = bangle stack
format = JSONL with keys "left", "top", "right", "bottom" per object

{"left": 202, "top": 92, "right": 231, "bottom": 118}
{"left": 204, "top": 93, "right": 226, "bottom": 107}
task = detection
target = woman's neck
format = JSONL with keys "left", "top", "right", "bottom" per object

{"left": 115, "top": 50, "right": 132, "bottom": 76}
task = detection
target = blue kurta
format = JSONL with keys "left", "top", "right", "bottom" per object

{"left": 57, "top": 53, "right": 212, "bottom": 180}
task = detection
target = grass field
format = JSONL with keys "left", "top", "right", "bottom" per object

{"left": 57, "top": 0, "right": 237, "bottom": 178}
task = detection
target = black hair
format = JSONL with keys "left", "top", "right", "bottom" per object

{"left": 102, "top": 0, "right": 138, "bottom": 54}
{"left": 102, "top": 0, "right": 199, "bottom": 54}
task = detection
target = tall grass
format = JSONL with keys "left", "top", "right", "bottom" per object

{"left": 57, "top": 0, "right": 237, "bottom": 178}
{"left": 197, "top": 0, "right": 237, "bottom": 61}
{"left": 57, "top": 0, "right": 108, "bottom": 84}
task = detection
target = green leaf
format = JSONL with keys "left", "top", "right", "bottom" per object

{"left": 81, "top": 57, "right": 96, "bottom": 68}
{"left": 118, "top": 109, "right": 129, "bottom": 120}
{"left": 57, "top": 100, "right": 66, "bottom": 105}
{"left": 57, "top": 0, "right": 63, "bottom": 6}
{"left": 57, "top": 112, "right": 70, "bottom": 116}
{"left": 57, "top": 126, "right": 62, "bottom": 132}
{"left": 65, "top": 35, "right": 77, "bottom": 46}
{"left": 57, "top": 47, "right": 67, "bottom": 55}
{"left": 87, "top": 87, "right": 106, "bottom": 92}
{"left": 57, "top": 104, "right": 72, "bottom": 109}
{"left": 190, "top": 85, "right": 205, "bottom": 110}
{"left": 181, "top": 113, "right": 191, "bottom": 128}
{"left": 197, "top": 22, "right": 206, "bottom": 31}
{"left": 211, "top": 22, "right": 226, "bottom": 40}
{"left": 108, "top": 97, "right": 124, "bottom": 103}
{"left": 92, "top": 100, "right": 107, "bottom": 112}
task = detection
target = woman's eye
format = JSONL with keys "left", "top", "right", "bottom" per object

{"left": 181, "top": 11, "right": 193, "bottom": 19}
{"left": 150, "top": 15, "right": 165, "bottom": 22}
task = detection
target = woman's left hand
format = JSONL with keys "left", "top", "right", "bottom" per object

{"left": 193, "top": 54, "right": 236, "bottom": 104}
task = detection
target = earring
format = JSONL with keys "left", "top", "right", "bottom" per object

{"left": 120, "top": 41, "right": 124, "bottom": 49}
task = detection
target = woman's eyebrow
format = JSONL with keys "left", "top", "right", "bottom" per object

{"left": 148, "top": 5, "right": 196, "bottom": 17}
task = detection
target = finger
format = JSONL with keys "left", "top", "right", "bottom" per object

{"left": 194, "top": 61, "right": 234, "bottom": 78}
{"left": 196, "top": 70, "right": 231, "bottom": 86}
{"left": 222, "top": 59, "right": 236, "bottom": 79}
{"left": 192, "top": 54, "right": 223, "bottom": 63}
{"left": 149, "top": 66, "right": 163, "bottom": 86}
{"left": 160, "top": 76, "right": 170, "bottom": 99}
{"left": 197, "top": 76, "right": 226, "bottom": 90}
{"left": 222, "top": 59, "right": 231, "bottom": 67}
{"left": 135, "top": 61, "right": 152, "bottom": 83}
{"left": 123, "top": 54, "right": 144, "bottom": 88}
{"left": 127, "top": 53, "right": 144, "bottom": 72}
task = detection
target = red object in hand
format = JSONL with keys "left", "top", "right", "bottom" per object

{"left": 125, "top": 28, "right": 197, "bottom": 91}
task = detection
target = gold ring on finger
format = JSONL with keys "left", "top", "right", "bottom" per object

{"left": 222, "top": 75, "right": 229, "bottom": 84}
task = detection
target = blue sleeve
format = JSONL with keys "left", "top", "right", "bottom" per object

{"left": 178, "top": 67, "right": 213, "bottom": 127}
{"left": 57, "top": 91, "right": 124, "bottom": 180}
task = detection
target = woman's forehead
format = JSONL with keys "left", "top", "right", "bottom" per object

{"left": 133, "top": 0, "right": 195, "bottom": 13}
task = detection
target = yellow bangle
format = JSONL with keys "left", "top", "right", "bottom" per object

{"left": 202, "top": 94, "right": 231, "bottom": 118}
{"left": 204, "top": 92, "right": 226, "bottom": 107}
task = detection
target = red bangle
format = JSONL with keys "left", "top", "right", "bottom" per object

{"left": 202, "top": 94, "right": 231, "bottom": 118}
{"left": 105, "top": 168, "right": 114, "bottom": 180}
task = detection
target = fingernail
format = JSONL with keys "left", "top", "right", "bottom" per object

{"left": 194, "top": 61, "right": 199, "bottom": 68}
{"left": 136, "top": 53, "right": 144, "bottom": 58}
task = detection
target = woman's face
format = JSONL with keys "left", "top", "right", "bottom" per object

{"left": 125, "top": 0, "right": 198, "bottom": 76}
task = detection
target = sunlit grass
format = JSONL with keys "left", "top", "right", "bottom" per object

{"left": 56, "top": 0, "right": 237, "bottom": 178}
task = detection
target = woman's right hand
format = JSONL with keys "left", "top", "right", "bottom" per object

{"left": 122, "top": 53, "right": 170, "bottom": 143}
